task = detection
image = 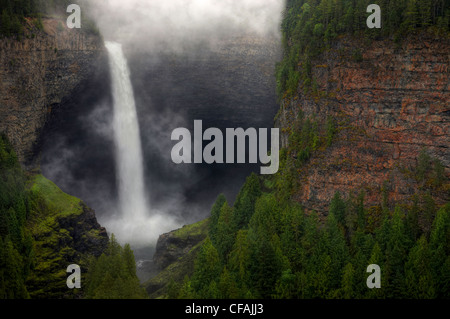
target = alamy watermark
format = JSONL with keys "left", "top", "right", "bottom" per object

{"left": 366, "top": 264, "right": 381, "bottom": 288}
{"left": 367, "top": 4, "right": 381, "bottom": 29}
{"left": 66, "top": 264, "right": 81, "bottom": 289}
{"left": 170, "top": 120, "right": 280, "bottom": 175}
{"left": 66, "top": 4, "right": 81, "bottom": 29}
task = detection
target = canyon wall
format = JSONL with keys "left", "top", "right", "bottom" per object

{"left": 0, "top": 18, "right": 107, "bottom": 169}
{"left": 276, "top": 33, "right": 449, "bottom": 214}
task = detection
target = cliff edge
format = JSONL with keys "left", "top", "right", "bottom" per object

{"left": 0, "top": 17, "right": 106, "bottom": 169}
{"left": 276, "top": 33, "right": 449, "bottom": 214}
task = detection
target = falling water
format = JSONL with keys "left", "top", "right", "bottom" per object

{"left": 104, "top": 41, "right": 178, "bottom": 248}
{"left": 105, "top": 41, "right": 148, "bottom": 222}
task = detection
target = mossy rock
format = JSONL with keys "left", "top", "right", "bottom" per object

{"left": 25, "top": 174, "right": 107, "bottom": 298}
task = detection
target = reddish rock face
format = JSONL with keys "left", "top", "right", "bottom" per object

{"left": 276, "top": 33, "right": 449, "bottom": 214}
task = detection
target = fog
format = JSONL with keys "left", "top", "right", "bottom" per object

{"left": 41, "top": 0, "right": 283, "bottom": 253}
{"left": 88, "top": 0, "right": 283, "bottom": 52}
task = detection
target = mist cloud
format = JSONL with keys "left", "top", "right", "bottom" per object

{"left": 88, "top": 0, "right": 284, "bottom": 53}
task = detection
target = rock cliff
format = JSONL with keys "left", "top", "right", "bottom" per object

{"left": 142, "top": 218, "right": 209, "bottom": 298}
{"left": 276, "top": 33, "right": 449, "bottom": 214}
{"left": 0, "top": 17, "right": 106, "bottom": 169}
{"left": 0, "top": 18, "right": 109, "bottom": 298}
{"left": 26, "top": 174, "right": 109, "bottom": 298}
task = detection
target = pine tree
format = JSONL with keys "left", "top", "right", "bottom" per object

{"left": 366, "top": 242, "right": 384, "bottom": 298}
{"left": 228, "top": 230, "right": 250, "bottom": 285}
{"left": 215, "top": 201, "right": 235, "bottom": 262}
{"left": 232, "top": 173, "right": 261, "bottom": 231}
{"left": 275, "top": 269, "right": 298, "bottom": 299}
{"left": 339, "top": 262, "right": 355, "bottom": 299}
{"left": 190, "top": 237, "right": 221, "bottom": 297}
{"left": 247, "top": 200, "right": 284, "bottom": 298}
{"left": 209, "top": 194, "right": 226, "bottom": 245}
{"left": 385, "top": 207, "right": 410, "bottom": 298}
{"left": 1, "top": 9, "right": 11, "bottom": 36}
{"left": 218, "top": 267, "right": 239, "bottom": 299}
{"left": 280, "top": 203, "right": 304, "bottom": 271}
{"left": 325, "top": 212, "right": 349, "bottom": 289}
{"left": 403, "top": 0, "right": 420, "bottom": 34}
{"left": 85, "top": 235, "right": 147, "bottom": 299}
{"left": 405, "top": 195, "right": 421, "bottom": 241}
{"left": 429, "top": 204, "right": 450, "bottom": 297}
{"left": 404, "top": 236, "right": 436, "bottom": 298}
{"left": 329, "top": 192, "right": 346, "bottom": 227}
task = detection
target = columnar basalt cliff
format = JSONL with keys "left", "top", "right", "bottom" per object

{"left": 0, "top": 18, "right": 109, "bottom": 298}
{"left": 276, "top": 33, "right": 449, "bottom": 214}
{"left": 0, "top": 18, "right": 106, "bottom": 169}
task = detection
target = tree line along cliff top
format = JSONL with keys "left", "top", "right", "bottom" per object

{"left": 0, "top": 0, "right": 99, "bottom": 38}
{"left": 276, "top": 0, "right": 450, "bottom": 99}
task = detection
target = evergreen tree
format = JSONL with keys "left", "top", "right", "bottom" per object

{"left": 280, "top": 203, "right": 304, "bottom": 271}
{"left": 232, "top": 173, "right": 261, "bottom": 231}
{"left": 405, "top": 195, "right": 421, "bottom": 241}
{"left": 190, "top": 237, "right": 221, "bottom": 298}
{"left": 215, "top": 201, "right": 235, "bottom": 262}
{"left": 325, "top": 212, "right": 349, "bottom": 289}
{"left": 228, "top": 230, "right": 250, "bottom": 286}
{"left": 429, "top": 204, "right": 450, "bottom": 297}
{"left": 85, "top": 235, "right": 147, "bottom": 299}
{"left": 404, "top": 236, "right": 436, "bottom": 298}
{"left": 275, "top": 269, "right": 298, "bottom": 299}
{"left": 1, "top": 9, "right": 11, "bottom": 36}
{"left": 209, "top": 194, "right": 226, "bottom": 246}
{"left": 366, "top": 242, "right": 384, "bottom": 298}
{"left": 385, "top": 207, "right": 410, "bottom": 298}
{"left": 338, "top": 262, "right": 355, "bottom": 299}
{"left": 329, "top": 192, "right": 346, "bottom": 227}
{"left": 218, "top": 267, "right": 239, "bottom": 299}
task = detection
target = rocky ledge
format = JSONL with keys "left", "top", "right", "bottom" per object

{"left": 142, "top": 218, "right": 209, "bottom": 298}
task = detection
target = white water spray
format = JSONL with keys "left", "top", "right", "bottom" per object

{"left": 106, "top": 41, "right": 148, "bottom": 221}
{"left": 104, "top": 41, "right": 177, "bottom": 247}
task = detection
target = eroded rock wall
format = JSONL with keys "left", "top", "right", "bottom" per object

{"left": 0, "top": 18, "right": 106, "bottom": 169}
{"left": 276, "top": 33, "right": 449, "bottom": 213}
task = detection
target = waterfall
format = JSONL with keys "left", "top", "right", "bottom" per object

{"left": 103, "top": 41, "right": 150, "bottom": 247}
{"left": 105, "top": 41, "right": 148, "bottom": 222}
{"left": 104, "top": 41, "right": 178, "bottom": 248}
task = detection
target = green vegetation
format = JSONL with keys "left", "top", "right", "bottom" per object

{"left": 0, "top": 134, "right": 146, "bottom": 299}
{"left": 144, "top": 218, "right": 210, "bottom": 298}
{"left": 171, "top": 0, "right": 450, "bottom": 294}
{"left": 172, "top": 218, "right": 209, "bottom": 241}
{"left": 147, "top": 240, "right": 205, "bottom": 299}
{"left": 84, "top": 235, "right": 147, "bottom": 299}
{"left": 173, "top": 169, "right": 449, "bottom": 299}
{"left": 0, "top": 134, "right": 32, "bottom": 298}
{"left": 0, "top": 134, "right": 80, "bottom": 298}
{"left": 0, "top": 0, "right": 100, "bottom": 38}
{"left": 276, "top": 0, "right": 450, "bottom": 99}
{"left": 25, "top": 173, "right": 110, "bottom": 298}
{"left": 173, "top": 0, "right": 450, "bottom": 296}
{"left": 30, "top": 174, "right": 82, "bottom": 218}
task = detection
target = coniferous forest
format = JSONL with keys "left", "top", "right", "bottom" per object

{"left": 168, "top": 0, "right": 450, "bottom": 299}
{"left": 276, "top": 0, "right": 449, "bottom": 97}
{"left": 0, "top": 135, "right": 146, "bottom": 298}
{"left": 172, "top": 173, "right": 449, "bottom": 299}
{"left": 0, "top": 0, "right": 449, "bottom": 300}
